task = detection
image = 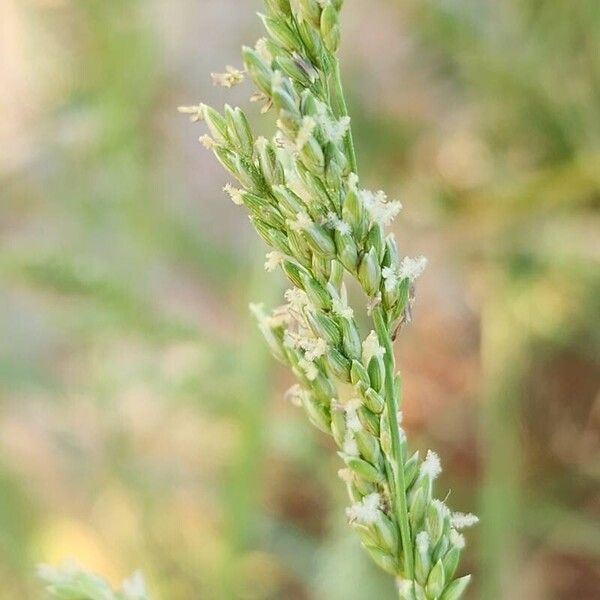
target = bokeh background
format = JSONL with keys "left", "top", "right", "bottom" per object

{"left": 1, "top": 0, "right": 599, "bottom": 598}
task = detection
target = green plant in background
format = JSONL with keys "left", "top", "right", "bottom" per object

{"left": 396, "top": 2, "right": 600, "bottom": 597}
{"left": 7, "top": 0, "right": 594, "bottom": 597}
{"left": 39, "top": 564, "right": 149, "bottom": 600}
{"left": 18, "top": 1, "right": 272, "bottom": 598}
{"left": 179, "top": 1, "right": 477, "bottom": 597}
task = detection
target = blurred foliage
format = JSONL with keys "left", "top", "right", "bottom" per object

{"left": 38, "top": 563, "right": 150, "bottom": 600}
{"left": 0, "top": 0, "right": 598, "bottom": 599}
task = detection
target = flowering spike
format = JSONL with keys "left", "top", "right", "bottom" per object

{"left": 179, "top": 2, "right": 477, "bottom": 594}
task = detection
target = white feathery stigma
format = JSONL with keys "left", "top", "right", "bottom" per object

{"left": 255, "top": 38, "right": 272, "bottom": 63}
{"left": 321, "top": 115, "right": 351, "bottom": 143}
{"left": 298, "top": 357, "right": 318, "bottom": 381}
{"left": 284, "top": 384, "right": 305, "bottom": 407}
{"left": 416, "top": 531, "right": 430, "bottom": 554}
{"left": 332, "top": 296, "right": 354, "bottom": 319}
{"left": 398, "top": 255, "right": 428, "bottom": 281}
{"left": 177, "top": 104, "right": 205, "bottom": 123}
{"left": 211, "top": 65, "right": 245, "bottom": 88}
{"left": 284, "top": 288, "right": 309, "bottom": 311}
{"left": 300, "top": 336, "right": 328, "bottom": 362}
{"left": 223, "top": 183, "right": 245, "bottom": 205}
{"left": 346, "top": 493, "right": 381, "bottom": 525}
{"left": 324, "top": 212, "right": 352, "bottom": 236}
{"left": 199, "top": 134, "right": 216, "bottom": 149}
{"left": 360, "top": 189, "right": 402, "bottom": 226}
{"left": 381, "top": 266, "right": 399, "bottom": 293}
{"left": 296, "top": 116, "right": 316, "bottom": 151}
{"left": 288, "top": 211, "right": 312, "bottom": 232}
{"left": 362, "top": 330, "right": 385, "bottom": 365}
{"left": 267, "top": 305, "right": 291, "bottom": 329}
{"left": 342, "top": 430, "right": 359, "bottom": 456}
{"left": 264, "top": 251, "right": 284, "bottom": 272}
{"left": 431, "top": 498, "right": 452, "bottom": 518}
{"left": 450, "top": 529, "right": 466, "bottom": 549}
{"left": 344, "top": 398, "right": 363, "bottom": 433}
{"left": 420, "top": 449, "right": 442, "bottom": 480}
{"left": 451, "top": 512, "right": 480, "bottom": 530}
{"left": 337, "top": 468, "right": 353, "bottom": 484}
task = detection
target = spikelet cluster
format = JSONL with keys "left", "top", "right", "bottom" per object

{"left": 182, "top": 1, "right": 477, "bottom": 597}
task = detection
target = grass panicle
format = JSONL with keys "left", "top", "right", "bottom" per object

{"left": 180, "top": 1, "right": 478, "bottom": 597}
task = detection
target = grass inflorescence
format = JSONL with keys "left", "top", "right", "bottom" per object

{"left": 179, "top": 1, "right": 478, "bottom": 598}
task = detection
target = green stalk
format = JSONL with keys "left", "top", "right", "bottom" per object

{"left": 330, "top": 58, "right": 359, "bottom": 174}
{"left": 221, "top": 268, "right": 276, "bottom": 597}
{"left": 480, "top": 279, "right": 524, "bottom": 600}
{"left": 329, "top": 30, "right": 412, "bottom": 587}
{"left": 373, "top": 308, "right": 414, "bottom": 583}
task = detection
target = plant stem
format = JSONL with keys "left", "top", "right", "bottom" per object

{"left": 373, "top": 308, "right": 414, "bottom": 581}
{"left": 330, "top": 58, "right": 358, "bottom": 174}
{"left": 221, "top": 268, "right": 276, "bottom": 596}
{"left": 480, "top": 277, "right": 524, "bottom": 599}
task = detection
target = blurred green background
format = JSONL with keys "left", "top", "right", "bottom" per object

{"left": 1, "top": 0, "right": 599, "bottom": 598}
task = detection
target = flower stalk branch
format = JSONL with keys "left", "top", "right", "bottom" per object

{"left": 329, "top": 57, "right": 358, "bottom": 173}
{"left": 374, "top": 306, "right": 414, "bottom": 584}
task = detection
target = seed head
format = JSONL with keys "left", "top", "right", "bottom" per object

{"left": 184, "top": 2, "right": 476, "bottom": 586}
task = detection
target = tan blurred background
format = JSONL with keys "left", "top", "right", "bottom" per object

{"left": 1, "top": 0, "right": 599, "bottom": 598}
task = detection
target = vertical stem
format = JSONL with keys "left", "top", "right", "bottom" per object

{"left": 330, "top": 58, "right": 359, "bottom": 174}
{"left": 373, "top": 308, "right": 414, "bottom": 581}
{"left": 220, "top": 268, "right": 275, "bottom": 597}
{"left": 480, "top": 279, "right": 524, "bottom": 599}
